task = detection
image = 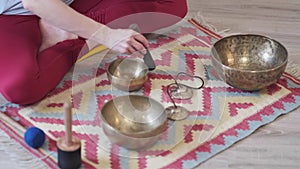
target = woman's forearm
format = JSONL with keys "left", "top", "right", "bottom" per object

{"left": 22, "top": 0, "right": 109, "bottom": 44}
{"left": 22, "top": 0, "right": 148, "bottom": 54}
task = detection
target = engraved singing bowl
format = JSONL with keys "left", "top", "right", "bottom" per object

{"left": 107, "top": 58, "right": 148, "bottom": 91}
{"left": 211, "top": 34, "right": 288, "bottom": 91}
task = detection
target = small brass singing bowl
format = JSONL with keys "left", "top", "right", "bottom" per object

{"left": 107, "top": 58, "right": 148, "bottom": 92}
{"left": 211, "top": 34, "right": 288, "bottom": 91}
{"left": 100, "top": 95, "right": 167, "bottom": 150}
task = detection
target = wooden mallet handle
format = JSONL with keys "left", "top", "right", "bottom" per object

{"left": 64, "top": 102, "right": 73, "bottom": 147}
{"left": 57, "top": 102, "right": 81, "bottom": 169}
{"left": 57, "top": 102, "right": 80, "bottom": 151}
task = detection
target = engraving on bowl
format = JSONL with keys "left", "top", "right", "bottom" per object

{"left": 211, "top": 34, "right": 288, "bottom": 91}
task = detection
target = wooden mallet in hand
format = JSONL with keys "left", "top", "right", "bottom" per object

{"left": 57, "top": 102, "right": 81, "bottom": 169}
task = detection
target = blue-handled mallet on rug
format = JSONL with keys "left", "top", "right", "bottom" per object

{"left": 56, "top": 102, "right": 81, "bottom": 169}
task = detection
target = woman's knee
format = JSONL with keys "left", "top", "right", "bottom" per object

{"left": 0, "top": 68, "right": 46, "bottom": 105}
{"left": 157, "top": 0, "right": 188, "bottom": 18}
{"left": 1, "top": 83, "right": 47, "bottom": 105}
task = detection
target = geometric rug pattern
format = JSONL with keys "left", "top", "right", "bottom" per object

{"left": 1, "top": 21, "right": 300, "bottom": 169}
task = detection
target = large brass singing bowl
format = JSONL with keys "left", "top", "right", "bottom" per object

{"left": 107, "top": 58, "right": 148, "bottom": 92}
{"left": 211, "top": 34, "right": 288, "bottom": 91}
{"left": 100, "top": 95, "right": 167, "bottom": 150}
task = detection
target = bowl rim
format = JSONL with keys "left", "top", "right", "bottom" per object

{"left": 211, "top": 34, "right": 288, "bottom": 73}
{"left": 107, "top": 57, "right": 149, "bottom": 80}
{"left": 100, "top": 94, "right": 167, "bottom": 138}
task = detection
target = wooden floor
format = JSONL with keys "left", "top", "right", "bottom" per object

{"left": 1, "top": 1, "right": 300, "bottom": 169}
{"left": 186, "top": 0, "right": 300, "bottom": 168}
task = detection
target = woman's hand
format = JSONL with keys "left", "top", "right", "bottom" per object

{"left": 99, "top": 28, "right": 149, "bottom": 57}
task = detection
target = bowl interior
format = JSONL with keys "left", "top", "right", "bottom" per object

{"left": 212, "top": 34, "right": 288, "bottom": 71}
{"left": 108, "top": 58, "right": 148, "bottom": 80}
{"left": 101, "top": 95, "right": 167, "bottom": 137}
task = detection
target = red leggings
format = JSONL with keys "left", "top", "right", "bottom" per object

{"left": 0, "top": 0, "right": 187, "bottom": 105}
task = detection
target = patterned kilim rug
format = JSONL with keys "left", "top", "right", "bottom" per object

{"left": 1, "top": 19, "right": 300, "bottom": 169}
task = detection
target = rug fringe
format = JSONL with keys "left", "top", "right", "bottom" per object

{"left": 0, "top": 128, "right": 49, "bottom": 169}
{"left": 286, "top": 62, "right": 300, "bottom": 79}
{"left": 193, "top": 11, "right": 231, "bottom": 37}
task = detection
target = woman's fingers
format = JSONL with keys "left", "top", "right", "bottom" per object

{"left": 129, "top": 37, "right": 147, "bottom": 55}
{"left": 126, "top": 45, "right": 136, "bottom": 54}
{"left": 104, "top": 28, "right": 149, "bottom": 57}
{"left": 133, "top": 34, "right": 149, "bottom": 48}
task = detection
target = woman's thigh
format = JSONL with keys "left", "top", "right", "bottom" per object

{"left": 71, "top": 0, "right": 187, "bottom": 32}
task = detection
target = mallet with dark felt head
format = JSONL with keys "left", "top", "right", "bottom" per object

{"left": 57, "top": 102, "right": 81, "bottom": 169}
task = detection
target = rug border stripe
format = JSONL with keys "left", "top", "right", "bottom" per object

{"left": 0, "top": 113, "right": 58, "bottom": 168}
